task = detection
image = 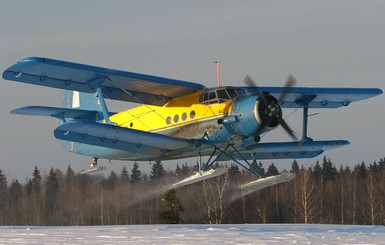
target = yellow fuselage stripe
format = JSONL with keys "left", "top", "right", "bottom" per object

{"left": 110, "top": 91, "right": 233, "bottom": 135}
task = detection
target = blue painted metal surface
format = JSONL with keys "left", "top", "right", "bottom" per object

{"left": 217, "top": 140, "right": 349, "bottom": 161}
{"left": 2, "top": 57, "right": 205, "bottom": 106}
{"left": 3, "top": 57, "right": 382, "bottom": 108}
{"left": 244, "top": 86, "right": 382, "bottom": 108}
{"left": 231, "top": 95, "right": 260, "bottom": 137}
{"left": 54, "top": 120, "right": 196, "bottom": 156}
{"left": 11, "top": 106, "right": 103, "bottom": 121}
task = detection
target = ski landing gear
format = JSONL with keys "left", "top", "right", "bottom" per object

{"left": 79, "top": 158, "right": 106, "bottom": 174}
{"left": 172, "top": 144, "right": 295, "bottom": 193}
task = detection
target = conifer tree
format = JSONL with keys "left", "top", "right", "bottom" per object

{"left": 157, "top": 189, "right": 184, "bottom": 224}
{"left": 104, "top": 171, "right": 119, "bottom": 189}
{"left": 313, "top": 160, "right": 322, "bottom": 181}
{"left": 181, "top": 163, "right": 191, "bottom": 177}
{"left": 120, "top": 166, "right": 130, "bottom": 184}
{"left": 45, "top": 168, "right": 59, "bottom": 224}
{"left": 291, "top": 160, "right": 300, "bottom": 174}
{"left": 322, "top": 156, "right": 337, "bottom": 181}
{"left": 9, "top": 180, "right": 22, "bottom": 203}
{"left": 266, "top": 163, "right": 279, "bottom": 176}
{"left": 0, "top": 169, "right": 8, "bottom": 223}
{"left": 175, "top": 164, "right": 183, "bottom": 179}
{"left": 130, "top": 162, "right": 141, "bottom": 184}
{"left": 252, "top": 160, "right": 265, "bottom": 176}
{"left": 32, "top": 166, "right": 42, "bottom": 193}
{"left": 150, "top": 161, "right": 165, "bottom": 181}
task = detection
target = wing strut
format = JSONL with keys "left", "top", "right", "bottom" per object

{"left": 295, "top": 94, "right": 317, "bottom": 142}
{"left": 92, "top": 76, "right": 112, "bottom": 124}
{"left": 202, "top": 144, "right": 262, "bottom": 177}
{"left": 199, "top": 133, "right": 262, "bottom": 177}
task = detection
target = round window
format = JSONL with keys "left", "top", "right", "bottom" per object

{"left": 166, "top": 116, "right": 171, "bottom": 124}
{"left": 182, "top": 112, "right": 187, "bottom": 121}
{"left": 174, "top": 114, "right": 179, "bottom": 123}
{"left": 190, "top": 110, "right": 196, "bottom": 119}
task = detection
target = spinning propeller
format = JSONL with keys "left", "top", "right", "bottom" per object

{"left": 244, "top": 74, "right": 298, "bottom": 141}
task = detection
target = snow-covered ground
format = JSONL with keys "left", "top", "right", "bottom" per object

{"left": 0, "top": 224, "right": 384, "bottom": 244}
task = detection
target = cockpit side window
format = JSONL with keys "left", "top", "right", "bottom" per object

{"left": 226, "top": 88, "right": 238, "bottom": 99}
{"left": 200, "top": 90, "right": 218, "bottom": 105}
{"left": 216, "top": 89, "right": 230, "bottom": 102}
{"left": 200, "top": 87, "right": 247, "bottom": 105}
{"left": 208, "top": 91, "right": 216, "bottom": 101}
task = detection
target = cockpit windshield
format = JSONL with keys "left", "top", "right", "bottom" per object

{"left": 199, "top": 87, "right": 247, "bottom": 105}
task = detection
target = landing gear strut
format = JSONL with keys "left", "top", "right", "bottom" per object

{"left": 90, "top": 157, "right": 98, "bottom": 169}
{"left": 80, "top": 157, "right": 106, "bottom": 174}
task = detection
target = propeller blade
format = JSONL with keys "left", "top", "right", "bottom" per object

{"left": 254, "top": 117, "right": 271, "bottom": 137}
{"left": 243, "top": 75, "right": 268, "bottom": 105}
{"left": 243, "top": 74, "right": 256, "bottom": 87}
{"left": 278, "top": 117, "right": 298, "bottom": 141}
{"left": 278, "top": 74, "right": 297, "bottom": 102}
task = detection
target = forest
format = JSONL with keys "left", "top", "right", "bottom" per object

{"left": 0, "top": 156, "right": 385, "bottom": 226}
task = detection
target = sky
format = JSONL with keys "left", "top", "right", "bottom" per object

{"left": 0, "top": 0, "right": 384, "bottom": 182}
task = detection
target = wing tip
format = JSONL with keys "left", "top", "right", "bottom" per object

{"left": 18, "top": 57, "right": 45, "bottom": 64}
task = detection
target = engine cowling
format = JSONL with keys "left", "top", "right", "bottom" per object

{"left": 230, "top": 94, "right": 281, "bottom": 138}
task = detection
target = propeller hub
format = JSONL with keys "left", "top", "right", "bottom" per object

{"left": 256, "top": 95, "right": 282, "bottom": 128}
{"left": 267, "top": 103, "right": 281, "bottom": 117}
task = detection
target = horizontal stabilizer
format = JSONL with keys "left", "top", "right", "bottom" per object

{"left": 240, "top": 172, "right": 295, "bottom": 193}
{"left": 173, "top": 168, "right": 229, "bottom": 189}
{"left": 11, "top": 106, "right": 105, "bottom": 121}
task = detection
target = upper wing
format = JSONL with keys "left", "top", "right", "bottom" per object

{"left": 3, "top": 57, "right": 205, "bottom": 106}
{"left": 245, "top": 87, "right": 382, "bottom": 108}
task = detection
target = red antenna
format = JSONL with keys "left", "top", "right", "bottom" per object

{"left": 214, "top": 61, "right": 221, "bottom": 87}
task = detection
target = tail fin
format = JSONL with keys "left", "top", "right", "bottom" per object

{"left": 63, "top": 90, "right": 102, "bottom": 111}
{"left": 61, "top": 91, "right": 103, "bottom": 154}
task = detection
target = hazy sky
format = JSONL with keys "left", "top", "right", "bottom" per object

{"left": 1, "top": 0, "right": 384, "bottom": 182}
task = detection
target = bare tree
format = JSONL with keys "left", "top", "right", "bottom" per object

{"left": 297, "top": 168, "right": 317, "bottom": 224}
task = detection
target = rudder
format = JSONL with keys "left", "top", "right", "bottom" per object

{"left": 63, "top": 90, "right": 102, "bottom": 111}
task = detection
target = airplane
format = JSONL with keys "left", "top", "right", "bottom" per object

{"left": 2, "top": 57, "right": 383, "bottom": 192}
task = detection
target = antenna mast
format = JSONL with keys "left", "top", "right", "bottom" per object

{"left": 214, "top": 61, "right": 221, "bottom": 87}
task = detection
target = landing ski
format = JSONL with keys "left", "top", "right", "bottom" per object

{"left": 239, "top": 172, "right": 295, "bottom": 193}
{"left": 173, "top": 168, "right": 228, "bottom": 189}
{"left": 79, "top": 165, "right": 106, "bottom": 174}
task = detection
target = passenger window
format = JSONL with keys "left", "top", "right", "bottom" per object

{"left": 174, "top": 114, "right": 179, "bottom": 123}
{"left": 190, "top": 110, "right": 196, "bottom": 119}
{"left": 182, "top": 112, "right": 187, "bottom": 121}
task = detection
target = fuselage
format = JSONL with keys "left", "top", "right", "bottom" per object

{"left": 68, "top": 86, "right": 279, "bottom": 161}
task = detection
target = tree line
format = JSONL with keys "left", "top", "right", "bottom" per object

{"left": 0, "top": 156, "right": 385, "bottom": 225}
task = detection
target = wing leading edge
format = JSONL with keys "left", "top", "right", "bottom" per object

{"left": 216, "top": 140, "right": 350, "bottom": 161}
{"left": 244, "top": 86, "right": 382, "bottom": 108}
{"left": 54, "top": 120, "right": 199, "bottom": 157}
{"left": 2, "top": 57, "right": 206, "bottom": 106}
{"left": 11, "top": 106, "right": 106, "bottom": 121}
